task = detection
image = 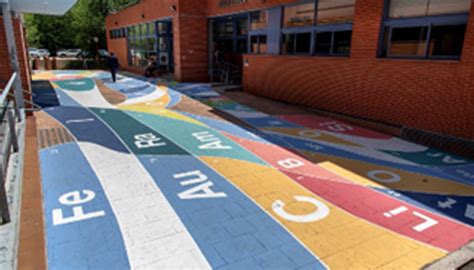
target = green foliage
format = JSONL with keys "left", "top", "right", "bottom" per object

{"left": 63, "top": 59, "right": 109, "bottom": 70}
{"left": 23, "top": 0, "right": 137, "bottom": 53}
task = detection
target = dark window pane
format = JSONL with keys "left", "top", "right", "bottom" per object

{"left": 282, "top": 34, "right": 295, "bottom": 54}
{"left": 428, "top": 0, "right": 471, "bottom": 16}
{"left": 388, "top": 26, "right": 428, "bottom": 56}
{"left": 237, "top": 17, "right": 248, "bottom": 36}
{"left": 158, "top": 22, "right": 167, "bottom": 34}
{"left": 251, "top": 11, "right": 267, "bottom": 30}
{"left": 315, "top": 32, "right": 332, "bottom": 54}
{"left": 295, "top": 33, "right": 311, "bottom": 53}
{"left": 224, "top": 20, "right": 234, "bottom": 36}
{"left": 259, "top": 36, "right": 267, "bottom": 53}
{"left": 251, "top": 36, "right": 258, "bottom": 53}
{"left": 216, "top": 40, "right": 233, "bottom": 53}
{"left": 428, "top": 24, "right": 466, "bottom": 57}
{"left": 237, "top": 38, "right": 248, "bottom": 53}
{"left": 333, "top": 30, "right": 352, "bottom": 55}
{"left": 283, "top": 3, "right": 315, "bottom": 28}
{"left": 317, "top": 0, "right": 355, "bottom": 25}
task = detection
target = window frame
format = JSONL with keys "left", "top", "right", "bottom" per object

{"left": 213, "top": 14, "right": 250, "bottom": 54}
{"left": 279, "top": 0, "right": 355, "bottom": 56}
{"left": 248, "top": 9, "right": 269, "bottom": 54}
{"left": 379, "top": 0, "right": 470, "bottom": 60}
{"left": 249, "top": 35, "right": 268, "bottom": 54}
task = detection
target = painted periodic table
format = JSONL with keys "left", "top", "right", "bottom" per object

{"left": 32, "top": 70, "right": 474, "bottom": 269}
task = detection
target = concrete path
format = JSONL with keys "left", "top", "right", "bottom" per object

{"left": 30, "top": 70, "right": 473, "bottom": 269}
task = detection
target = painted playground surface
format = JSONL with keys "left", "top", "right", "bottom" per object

{"left": 32, "top": 70, "right": 473, "bottom": 269}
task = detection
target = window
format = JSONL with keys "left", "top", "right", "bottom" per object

{"left": 385, "top": 26, "right": 428, "bottom": 57}
{"left": 283, "top": 3, "right": 315, "bottom": 28}
{"left": 250, "top": 11, "right": 267, "bottom": 30}
{"left": 333, "top": 30, "right": 352, "bottom": 54}
{"left": 215, "top": 20, "right": 234, "bottom": 38}
{"left": 128, "top": 21, "right": 173, "bottom": 69}
{"left": 250, "top": 35, "right": 267, "bottom": 54}
{"left": 237, "top": 17, "right": 248, "bottom": 36}
{"left": 389, "top": 0, "right": 471, "bottom": 18}
{"left": 381, "top": 0, "right": 471, "bottom": 59}
{"left": 317, "top": 0, "right": 355, "bottom": 25}
{"left": 213, "top": 15, "right": 249, "bottom": 54}
{"left": 282, "top": 32, "right": 312, "bottom": 54}
{"left": 281, "top": 0, "right": 354, "bottom": 56}
{"left": 429, "top": 24, "right": 466, "bottom": 57}
{"left": 110, "top": 29, "right": 126, "bottom": 39}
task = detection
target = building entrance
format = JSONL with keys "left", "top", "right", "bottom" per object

{"left": 210, "top": 14, "right": 248, "bottom": 83}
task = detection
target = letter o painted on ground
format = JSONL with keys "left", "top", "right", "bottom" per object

{"left": 272, "top": 196, "right": 330, "bottom": 223}
{"left": 367, "top": 170, "right": 401, "bottom": 183}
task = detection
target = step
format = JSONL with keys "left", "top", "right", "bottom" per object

{"left": 212, "top": 84, "right": 242, "bottom": 92}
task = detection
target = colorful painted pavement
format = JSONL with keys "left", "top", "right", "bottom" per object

{"left": 33, "top": 70, "right": 474, "bottom": 269}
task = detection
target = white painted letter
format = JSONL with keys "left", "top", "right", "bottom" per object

{"left": 278, "top": 158, "right": 305, "bottom": 169}
{"left": 272, "top": 196, "right": 329, "bottom": 223}
{"left": 178, "top": 182, "right": 227, "bottom": 200}
{"left": 53, "top": 190, "right": 105, "bottom": 226}
{"left": 173, "top": 170, "right": 208, "bottom": 186}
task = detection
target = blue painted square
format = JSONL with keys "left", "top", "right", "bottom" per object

{"left": 254, "top": 249, "right": 297, "bottom": 269}
{"left": 214, "top": 235, "right": 266, "bottom": 262}
{"left": 217, "top": 257, "right": 263, "bottom": 270}
{"left": 280, "top": 243, "right": 317, "bottom": 267}
{"left": 189, "top": 207, "right": 232, "bottom": 226}
{"left": 223, "top": 217, "right": 257, "bottom": 236}
{"left": 193, "top": 225, "right": 234, "bottom": 245}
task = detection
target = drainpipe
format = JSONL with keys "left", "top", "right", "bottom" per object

{"left": 1, "top": 0, "right": 25, "bottom": 111}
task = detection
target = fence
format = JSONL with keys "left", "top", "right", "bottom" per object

{"left": 0, "top": 73, "right": 22, "bottom": 224}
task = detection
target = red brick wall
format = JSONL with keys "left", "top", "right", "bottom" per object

{"left": 173, "top": 0, "right": 208, "bottom": 81}
{"left": 243, "top": 0, "right": 474, "bottom": 140}
{"left": 106, "top": 0, "right": 177, "bottom": 74}
{"left": 0, "top": 15, "right": 32, "bottom": 105}
{"left": 207, "top": 0, "right": 298, "bottom": 17}
{"left": 106, "top": 0, "right": 210, "bottom": 82}
{"left": 107, "top": 0, "right": 474, "bottom": 139}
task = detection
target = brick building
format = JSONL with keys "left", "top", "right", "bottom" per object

{"left": 0, "top": 12, "right": 31, "bottom": 102}
{"left": 107, "top": 0, "right": 474, "bottom": 141}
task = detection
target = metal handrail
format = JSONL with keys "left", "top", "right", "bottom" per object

{"left": 0, "top": 72, "right": 22, "bottom": 224}
{"left": 0, "top": 72, "right": 17, "bottom": 103}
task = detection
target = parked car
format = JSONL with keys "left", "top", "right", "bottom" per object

{"left": 38, "top": 49, "right": 50, "bottom": 58}
{"left": 78, "top": 49, "right": 110, "bottom": 59}
{"left": 28, "top": 48, "right": 40, "bottom": 58}
{"left": 56, "top": 49, "right": 82, "bottom": 58}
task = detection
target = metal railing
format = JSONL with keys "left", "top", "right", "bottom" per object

{"left": 0, "top": 73, "right": 22, "bottom": 224}
{"left": 213, "top": 60, "right": 243, "bottom": 86}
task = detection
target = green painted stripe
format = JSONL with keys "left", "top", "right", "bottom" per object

{"left": 91, "top": 108, "right": 189, "bottom": 156}
{"left": 125, "top": 110, "right": 267, "bottom": 166}
{"left": 55, "top": 78, "right": 95, "bottom": 92}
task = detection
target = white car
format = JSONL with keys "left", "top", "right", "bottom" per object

{"left": 38, "top": 49, "right": 50, "bottom": 58}
{"left": 28, "top": 48, "right": 40, "bottom": 58}
{"left": 56, "top": 49, "right": 82, "bottom": 58}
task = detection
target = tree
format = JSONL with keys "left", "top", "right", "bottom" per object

{"left": 23, "top": 0, "right": 137, "bottom": 53}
